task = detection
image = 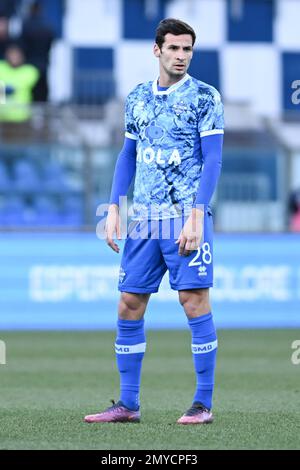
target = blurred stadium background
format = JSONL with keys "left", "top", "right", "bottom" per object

{"left": 0, "top": 0, "right": 299, "bottom": 329}
{"left": 0, "top": 0, "right": 300, "bottom": 451}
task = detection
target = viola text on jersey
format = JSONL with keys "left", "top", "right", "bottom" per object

{"left": 137, "top": 147, "right": 181, "bottom": 165}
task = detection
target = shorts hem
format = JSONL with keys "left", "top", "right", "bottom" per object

{"left": 170, "top": 283, "right": 213, "bottom": 291}
{"left": 118, "top": 285, "right": 159, "bottom": 294}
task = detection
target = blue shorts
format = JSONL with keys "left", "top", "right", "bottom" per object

{"left": 118, "top": 210, "right": 213, "bottom": 293}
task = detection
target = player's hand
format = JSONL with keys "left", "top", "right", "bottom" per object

{"left": 175, "top": 208, "right": 204, "bottom": 256}
{"left": 105, "top": 204, "right": 122, "bottom": 253}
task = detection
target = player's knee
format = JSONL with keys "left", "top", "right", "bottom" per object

{"left": 179, "top": 290, "right": 210, "bottom": 318}
{"left": 183, "top": 301, "right": 202, "bottom": 318}
{"left": 118, "top": 292, "right": 148, "bottom": 320}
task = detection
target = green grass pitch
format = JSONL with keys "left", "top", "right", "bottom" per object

{"left": 0, "top": 329, "right": 299, "bottom": 450}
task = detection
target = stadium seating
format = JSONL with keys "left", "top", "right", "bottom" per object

{"left": 0, "top": 155, "right": 84, "bottom": 227}
{"left": 13, "top": 160, "right": 41, "bottom": 193}
{"left": 0, "top": 162, "right": 10, "bottom": 192}
{"left": 34, "top": 195, "right": 62, "bottom": 226}
{"left": 41, "top": 160, "right": 69, "bottom": 193}
{"left": 61, "top": 195, "right": 84, "bottom": 226}
{"left": 0, "top": 196, "right": 27, "bottom": 226}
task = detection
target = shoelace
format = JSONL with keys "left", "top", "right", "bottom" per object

{"left": 104, "top": 399, "right": 124, "bottom": 412}
{"left": 185, "top": 402, "right": 209, "bottom": 416}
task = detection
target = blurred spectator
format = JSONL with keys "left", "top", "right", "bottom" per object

{"left": 0, "top": 0, "right": 20, "bottom": 18}
{"left": 0, "top": 44, "right": 39, "bottom": 138}
{"left": 0, "top": 16, "right": 10, "bottom": 59}
{"left": 289, "top": 189, "right": 300, "bottom": 232}
{"left": 21, "top": 1, "right": 55, "bottom": 102}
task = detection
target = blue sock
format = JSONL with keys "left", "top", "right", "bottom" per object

{"left": 115, "top": 318, "right": 146, "bottom": 411}
{"left": 188, "top": 313, "right": 218, "bottom": 410}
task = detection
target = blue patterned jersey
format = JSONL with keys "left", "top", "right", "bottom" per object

{"left": 125, "top": 74, "right": 224, "bottom": 220}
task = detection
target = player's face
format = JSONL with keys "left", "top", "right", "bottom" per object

{"left": 154, "top": 33, "right": 193, "bottom": 83}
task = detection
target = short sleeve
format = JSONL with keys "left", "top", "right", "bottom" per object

{"left": 198, "top": 91, "right": 224, "bottom": 138}
{"left": 124, "top": 92, "right": 138, "bottom": 141}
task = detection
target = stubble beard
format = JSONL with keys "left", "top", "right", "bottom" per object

{"left": 164, "top": 64, "right": 186, "bottom": 81}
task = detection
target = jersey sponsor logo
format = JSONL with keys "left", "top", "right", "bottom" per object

{"left": 137, "top": 147, "right": 181, "bottom": 166}
{"left": 191, "top": 340, "right": 218, "bottom": 354}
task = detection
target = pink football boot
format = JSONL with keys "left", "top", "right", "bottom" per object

{"left": 177, "top": 402, "right": 213, "bottom": 425}
{"left": 84, "top": 400, "right": 140, "bottom": 423}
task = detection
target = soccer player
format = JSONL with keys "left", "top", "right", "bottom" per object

{"left": 84, "top": 18, "right": 224, "bottom": 425}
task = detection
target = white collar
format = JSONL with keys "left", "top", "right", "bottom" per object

{"left": 152, "top": 73, "right": 191, "bottom": 95}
